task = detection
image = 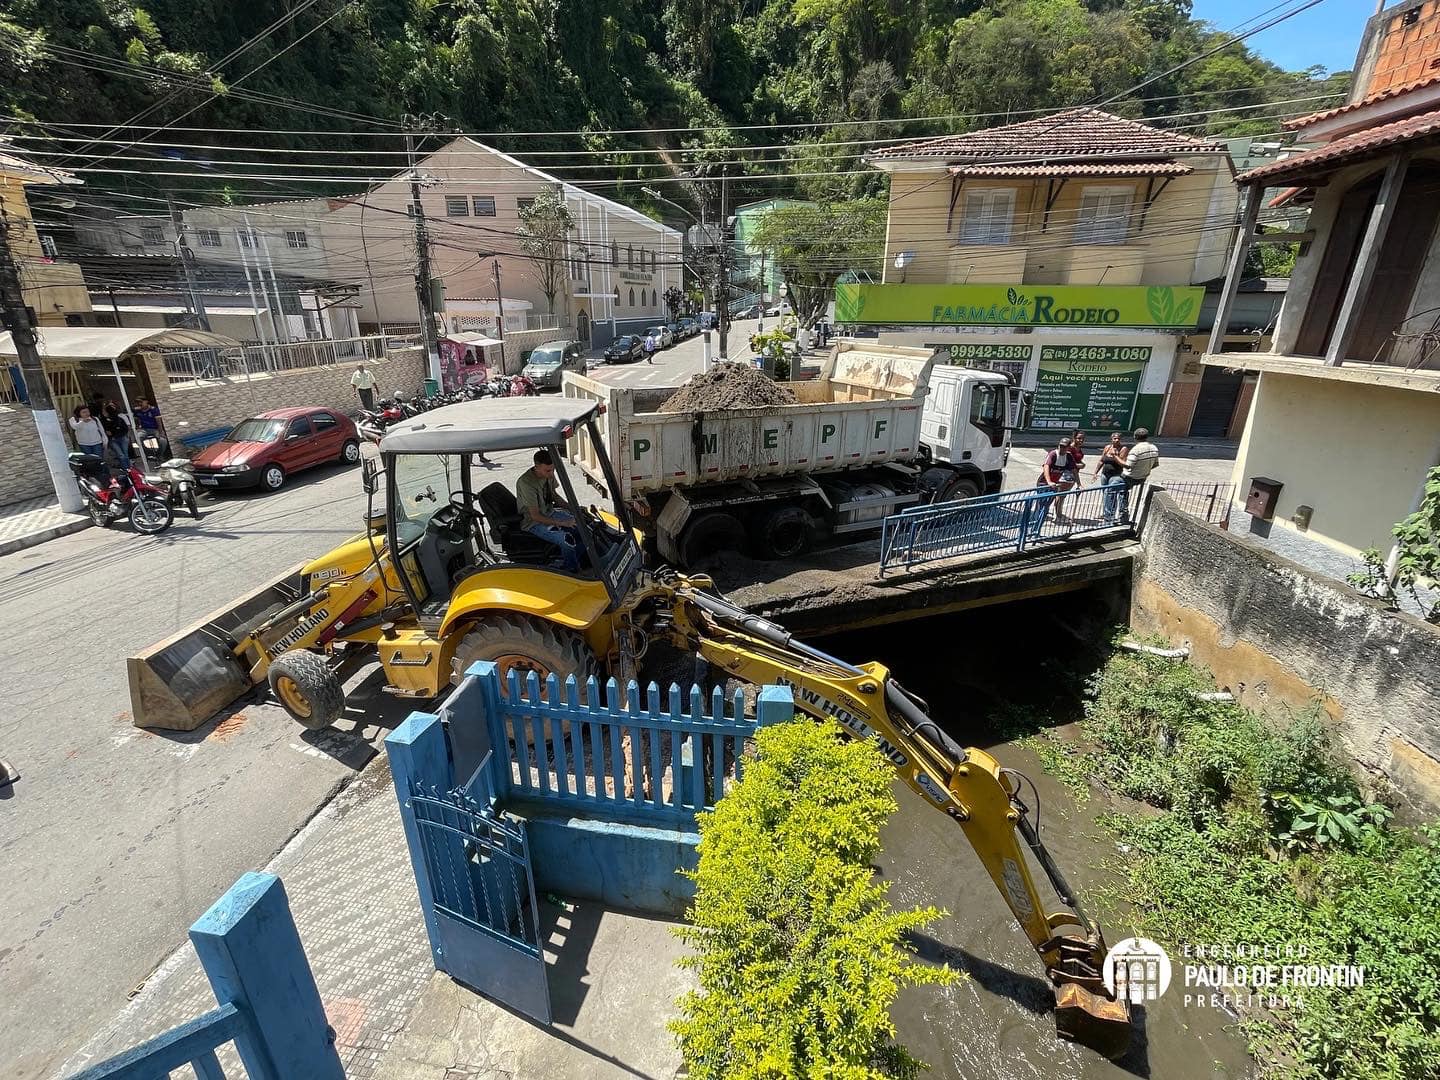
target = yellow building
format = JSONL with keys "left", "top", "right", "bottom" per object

{"left": 1205, "top": 3, "right": 1440, "bottom": 558}
{"left": 0, "top": 145, "right": 89, "bottom": 327}
{"left": 856, "top": 110, "right": 1237, "bottom": 433}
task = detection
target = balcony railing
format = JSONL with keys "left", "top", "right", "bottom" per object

{"left": 158, "top": 334, "right": 420, "bottom": 384}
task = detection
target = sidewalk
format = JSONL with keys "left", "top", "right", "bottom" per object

{"left": 0, "top": 496, "right": 90, "bottom": 557}
{"left": 61, "top": 751, "right": 691, "bottom": 1080}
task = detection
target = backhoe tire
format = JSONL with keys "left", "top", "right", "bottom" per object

{"left": 677, "top": 511, "right": 747, "bottom": 567}
{"left": 751, "top": 505, "right": 813, "bottom": 560}
{"left": 268, "top": 650, "right": 345, "bottom": 730}
{"left": 451, "top": 614, "right": 599, "bottom": 699}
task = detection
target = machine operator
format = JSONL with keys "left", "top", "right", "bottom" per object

{"left": 516, "top": 449, "right": 581, "bottom": 572}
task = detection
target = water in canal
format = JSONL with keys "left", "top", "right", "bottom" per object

{"left": 816, "top": 592, "right": 1257, "bottom": 1080}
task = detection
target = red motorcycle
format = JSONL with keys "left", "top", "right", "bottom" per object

{"left": 69, "top": 453, "right": 174, "bottom": 534}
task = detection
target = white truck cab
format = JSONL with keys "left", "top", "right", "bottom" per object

{"left": 917, "top": 365, "right": 1019, "bottom": 501}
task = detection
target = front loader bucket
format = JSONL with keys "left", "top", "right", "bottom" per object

{"left": 128, "top": 564, "right": 306, "bottom": 731}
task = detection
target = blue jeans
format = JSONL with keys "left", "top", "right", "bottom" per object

{"left": 78, "top": 442, "right": 105, "bottom": 462}
{"left": 524, "top": 510, "right": 581, "bottom": 571}
{"left": 1028, "top": 483, "right": 1058, "bottom": 539}
{"left": 1102, "top": 474, "right": 1127, "bottom": 522}
{"left": 108, "top": 436, "right": 131, "bottom": 470}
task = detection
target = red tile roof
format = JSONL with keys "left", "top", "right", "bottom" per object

{"left": 1284, "top": 75, "right": 1440, "bottom": 129}
{"left": 1239, "top": 106, "right": 1440, "bottom": 184}
{"left": 869, "top": 109, "right": 1226, "bottom": 161}
{"left": 950, "top": 161, "right": 1192, "bottom": 178}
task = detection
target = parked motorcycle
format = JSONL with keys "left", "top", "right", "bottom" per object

{"left": 69, "top": 453, "right": 174, "bottom": 534}
{"left": 153, "top": 458, "right": 201, "bottom": 518}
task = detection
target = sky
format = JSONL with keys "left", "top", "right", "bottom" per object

{"left": 1191, "top": 0, "right": 1381, "bottom": 74}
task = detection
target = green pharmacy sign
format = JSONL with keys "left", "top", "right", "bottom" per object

{"left": 834, "top": 283, "right": 1203, "bottom": 330}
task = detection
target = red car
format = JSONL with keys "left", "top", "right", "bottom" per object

{"left": 191, "top": 407, "right": 361, "bottom": 492}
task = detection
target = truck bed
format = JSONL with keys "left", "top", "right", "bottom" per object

{"left": 564, "top": 344, "right": 934, "bottom": 499}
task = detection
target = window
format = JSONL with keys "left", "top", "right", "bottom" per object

{"left": 517, "top": 196, "right": 536, "bottom": 213}
{"left": 286, "top": 417, "right": 312, "bottom": 439}
{"left": 611, "top": 241, "right": 618, "bottom": 265}
{"left": 38, "top": 234, "right": 58, "bottom": 259}
{"left": 197, "top": 229, "right": 222, "bottom": 247}
{"left": 649, "top": 250, "right": 657, "bottom": 271}
{"left": 629, "top": 288, "right": 635, "bottom": 306}
{"left": 445, "top": 196, "right": 469, "bottom": 217}
{"left": 141, "top": 224, "right": 165, "bottom": 245}
{"left": 958, "top": 189, "right": 1014, "bottom": 245}
{"left": 472, "top": 195, "right": 496, "bottom": 216}
{"left": 285, "top": 230, "right": 308, "bottom": 249}
{"left": 1074, "top": 187, "right": 1134, "bottom": 245}
{"left": 310, "top": 412, "right": 338, "bottom": 432}
{"left": 627, "top": 246, "right": 635, "bottom": 268}
{"left": 238, "top": 229, "right": 258, "bottom": 249}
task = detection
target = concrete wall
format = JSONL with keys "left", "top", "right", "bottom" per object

{"left": 1134, "top": 491, "right": 1440, "bottom": 814}
{"left": 1228, "top": 369, "right": 1440, "bottom": 554}
{"left": 140, "top": 346, "right": 427, "bottom": 440}
{"left": 0, "top": 406, "right": 58, "bottom": 507}
{"left": 880, "top": 156, "right": 1235, "bottom": 288}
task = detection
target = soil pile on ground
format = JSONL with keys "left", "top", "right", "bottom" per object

{"left": 658, "top": 361, "right": 798, "bottom": 413}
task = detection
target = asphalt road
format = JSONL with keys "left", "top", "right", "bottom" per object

{"left": 0, "top": 334, "right": 1235, "bottom": 1077}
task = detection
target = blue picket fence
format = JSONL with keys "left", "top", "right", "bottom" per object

{"left": 67, "top": 873, "right": 343, "bottom": 1080}
{"left": 442, "top": 662, "right": 770, "bottom": 825}
{"left": 878, "top": 481, "right": 1139, "bottom": 575}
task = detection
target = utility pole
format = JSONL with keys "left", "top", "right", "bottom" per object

{"left": 0, "top": 212, "right": 82, "bottom": 512}
{"left": 717, "top": 173, "right": 730, "bottom": 362}
{"left": 168, "top": 198, "right": 210, "bottom": 332}
{"left": 405, "top": 129, "right": 442, "bottom": 385}
{"left": 757, "top": 251, "right": 767, "bottom": 333}
{"left": 492, "top": 258, "right": 509, "bottom": 374}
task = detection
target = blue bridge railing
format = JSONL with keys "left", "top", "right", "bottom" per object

{"left": 878, "top": 481, "right": 1137, "bottom": 576}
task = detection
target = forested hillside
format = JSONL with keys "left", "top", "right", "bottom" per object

{"left": 0, "top": 0, "right": 1349, "bottom": 204}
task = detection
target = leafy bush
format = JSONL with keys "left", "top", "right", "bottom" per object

{"left": 1083, "top": 640, "right": 1440, "bottom": 1079}
{"left": 671, "top": 720, "right": 957, "bottom": 1079}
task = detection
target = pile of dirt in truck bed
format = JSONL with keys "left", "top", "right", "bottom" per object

{"left": 658, "top": 361, "right": 798, "bottom": 413}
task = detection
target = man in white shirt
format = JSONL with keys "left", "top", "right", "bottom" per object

{"left": 351, "top": 364, "right": 377, "bottom": 411}
{"left": 1120, "top": 428, "right": 1160, "bottom": 523}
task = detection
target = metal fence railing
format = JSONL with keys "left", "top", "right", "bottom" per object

{"left": 1154, "top": 481, "right": 1235, "bottom": 528}
{"left": 158, "top": 334, "right": 419, "bottom": 384}
{"left": 878, "top": 482, "right": 1136, "bottom": 575}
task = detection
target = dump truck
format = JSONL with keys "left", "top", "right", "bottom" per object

{"left": 563, "top": 342, "right": 1021, "bottom": 565}
{"left": 128, "top": 393, "right": 1130, "bottom": 1057}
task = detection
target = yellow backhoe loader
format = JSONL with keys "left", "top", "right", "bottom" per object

{"left": 128, "top": 396, "right": 1131, "bottom": 1058}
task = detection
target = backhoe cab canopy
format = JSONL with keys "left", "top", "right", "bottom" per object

{"left": 379, "top": 397, "right": 600, "bottom": 455}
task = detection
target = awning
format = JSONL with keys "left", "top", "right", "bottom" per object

{"left": 94, "top": 304, "right": 265, "bottom": 316}
{"left": 0, "top": 327, "right": 241, "bottom": 361}
{"left": 948, "top": 161, "right": 1191, "bottom": 179}
{"left": 442, "top": 333, "right": 503, "bottom": 348}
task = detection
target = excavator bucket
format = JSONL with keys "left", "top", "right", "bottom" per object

{"left": 1054, "top": 982, "right": 1132, "bottom": 1061}
{"left": 127, "top": 564, "right": 306, "bottom": 731}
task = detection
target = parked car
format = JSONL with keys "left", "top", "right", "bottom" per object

{"left": 677, "top": 317, "right": 698, "bottom": 338}
{"left": 644, "top": 325, "right": 675, "bottom": 349}
{"left": 765, "top": 304, "right": 785, "bottom": 317}
{"left": 604, "top": 334, "right": 645, "bottom": 364}
{"left": 522, "top": 339, "right": 587, "bottom": 389}
{"left": 666, "top": 320, "right": 685, "bottom": 341}
{"left": 191, "top": 407, "right": 360, "bottom": 492}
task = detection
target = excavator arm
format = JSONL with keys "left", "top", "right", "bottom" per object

{"left": 658, "top": 583, "right": 1131, "bottom": 1059}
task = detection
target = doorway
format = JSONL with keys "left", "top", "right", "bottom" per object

{"left": 576, "top": 309, "right": 590, "bottom": 344}
{"left": 1189, "top": 366, "right": 1244, "bottom": 437}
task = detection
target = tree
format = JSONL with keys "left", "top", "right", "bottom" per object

{"left": 515, "top": 186, "right": 575, "bottom": 316}
{"left": 663, "top": 284, "right": 685, "bottom": 320}
{"left": 747, "top": 200, "right": 886, "bottom": 327}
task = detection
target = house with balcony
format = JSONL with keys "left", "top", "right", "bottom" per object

{"left": 1205, "top": 0, "right": 1440, "bottom": 559}
{"left": 854, "top": 110, "right": 1237, "bottom": 434}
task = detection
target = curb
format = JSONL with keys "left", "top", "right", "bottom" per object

{"left": 0, "top": 516, "right": 92, "bottom": 558}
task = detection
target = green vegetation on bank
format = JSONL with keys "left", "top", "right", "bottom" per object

{"left": 1054, "top": 644, "right": 1440, "bottom": 1079}
{"left": 672, "top": 720, "right": 958, "bottom": 1079}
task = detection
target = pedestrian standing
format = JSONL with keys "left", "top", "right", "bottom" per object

{"left": 1053, "top": 429, "right": 1087, "bottom": 523}
{"left": 1119, "top": 428, "right": 1161, "bottom": 524}
{"left": 101, "top": 401, "right": 132, "bottom": 470}
{"left": 1029, "top": 436, "right": 1078, "bottom": 539}
{"left": 351, "top": 363, "right": 377, "bottom": 411}
{"left": 1093, "top": 432, "right": 1129, "bottom": 524}
{"left": 69, "top": 405, "right": 107, "bottom": 460}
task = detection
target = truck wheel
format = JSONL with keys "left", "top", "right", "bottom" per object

{"left": 678, "top": 511, "right": 747, "bottom": 567}
{"left": 268, "top": 650, "right": 345, "bottom": 730}
{"left": 452, "top": 614, "right": 599, "bottom": 697}
{"left": 751, "top": 505, "right": 813, "bottom": 560}
{"left": 920, "top": 467, "right": 981, "bottom": 504}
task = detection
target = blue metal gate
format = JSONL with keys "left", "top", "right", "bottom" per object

{"left": 398, "top": 748, "right": 551, "bottom": 1023}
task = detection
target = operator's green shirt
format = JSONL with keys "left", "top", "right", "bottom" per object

{"left": 516, "top": 468, "right": 559, "bottom": 523}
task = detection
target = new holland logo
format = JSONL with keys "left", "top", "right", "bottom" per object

{"left": 266, "top": 608, "right": 330, "bottom": 660}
